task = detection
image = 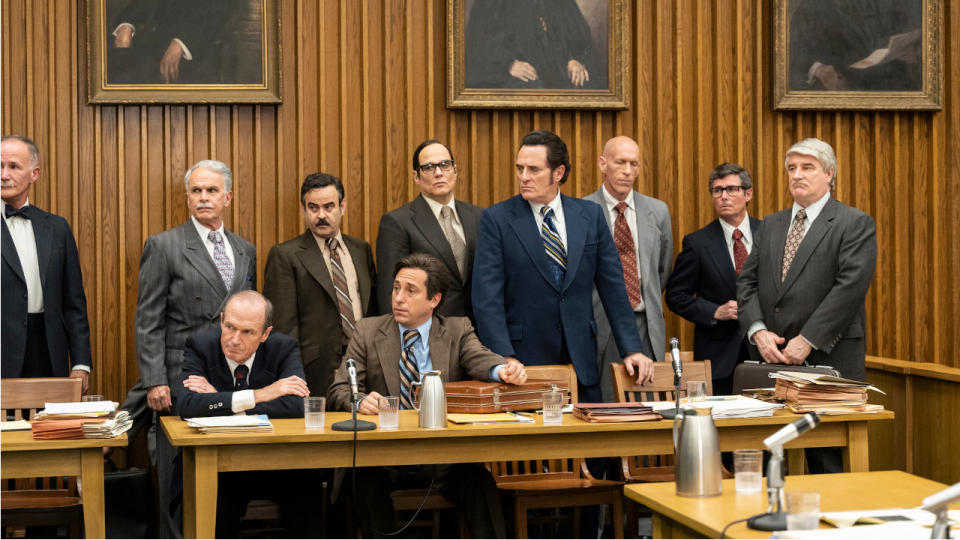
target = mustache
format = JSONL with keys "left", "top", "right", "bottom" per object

{"left": 195, "top": 203, "right": 215, "bottom": 210}
{"left": 314, "top": 218, "right": 330, "bottom": 227}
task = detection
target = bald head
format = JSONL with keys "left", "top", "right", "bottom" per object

{"left": 599, "top": 136, "right": 641, "bottom": 201}
{"left": 223, "top": 291, "right": 273, "bottom": 331}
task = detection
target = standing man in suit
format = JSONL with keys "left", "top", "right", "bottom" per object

{"left": 738, "top": 138, "right": 877, "bottom": 473}
{"left": 375, "top": 139, "right": 483, "bottom": 320}
{"left": 473, "top": 130, "right": 654, "bottom": 405}
{"left": 177, "top": 291, "right": 319, "bottom": 538}
{"left": 330, "top": 253, "right": 526, "bottom": 538}
{"left": 1, "top": 135, "right": 92, "bottom": 390}
{"left": 584, "top": 136, "right": 672, "bottom": 401}
{"left": 263, "top": 172, "right": 376, "bottom": 397}
{"left": 665, "top": 163, "right": 761, "bottom": 395}
{"left": 134, "top": 158, "right": 257, "bottom": 535}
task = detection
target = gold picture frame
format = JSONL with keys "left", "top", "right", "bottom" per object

{"left": 87, "top": 0, "right": 281, "bottom": 104}
{"left": 447, "top": 0, "right": 630, "bottom": 109}
{"left": 774, "top": 0, "right": 941, "bottom": 111}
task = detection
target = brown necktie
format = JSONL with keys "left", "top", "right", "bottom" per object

{"left": 325, "top": 237, "right": 356, "bottom": 336}
{"left": 781, "top": 209, "right": 806, "bottom": 282}
{"left": 614, "top": 202, "right": 643, "bottom": 309}
{"left": 439, "top": 206, "right": 467, "bottom": 279}
{"left": 732, "top": 229, "right": 748, "bottom": 275}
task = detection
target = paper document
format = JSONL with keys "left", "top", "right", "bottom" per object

{"left": 820, "top": 508, "right": 939, "bottom": 527}
{"left": 447, "top": 413, "right": 535, "bottom": 424}
{"left": 688, "top": 396, "right": 784, "bottom": 418}
{"left": 186, "top": 414, "right": 271, "bottom": 428}
{"left": 0, "top": 420, "right": 31, "bottom": 431}
{"left": 43, "top": 401, "right": 118, "bottom": 415}
{"left": 778, "top": 522, "right": 954, "bottom": 539}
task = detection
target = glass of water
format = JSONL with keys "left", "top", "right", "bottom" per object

{"left": 786, "top": 490, "right": 820, "bottom": 530}
{"left": 541, "top": 391, "right": 564, "bottom": 424}
{"left": 304, "top": 397, "right": 325, "bottom": 430}
{"left": 733, "top": 449, "right": 763, "bottom": 493}
{"left": 378, "top": 396, "right": 399, "bottom": 429}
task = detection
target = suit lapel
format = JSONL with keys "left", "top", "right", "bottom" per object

{"left": 30, "top": 209, "right": 52, "bottom": 286}
{"left": 1, "top": 219, "right": 25, "bottom": 282}
{"left": 704, "top": 220, "right": 738, "bottom": 294}
{"left": 560, "top": 195, "right": 586, "bottom": 292}
{"left": 182, "top": 222, "right": 229, "bottom": 296}
{"left": 224, "top": 230, "right": 250, "bottom": 292}
{"left": 411, "top": 195, "right": 462, "bottom": 282}
{"left": 343, "top": 234, "right": 372, "bottom": 313}
{"left": 374, "top": 318, "right": 403, "bottom": 397}
{"left": 294, "top": 231, "right": 337, "bottom": 302}
{"left": 427, "top": 316, "right": 453, "bottom": 379}
{"left": 765, "top": 211, "right": 789, "bottom": 291}
{"left": 632, "top": 192, "right": 658, "bottom": 284}
{"left": 507, "top": 197, "right": 558, "bottom": 291}
{"left": 456, "top": 200, "right": 479, "bottom": 283}
{"left": 779, "top": 199, "right": 837, "bottom": 297}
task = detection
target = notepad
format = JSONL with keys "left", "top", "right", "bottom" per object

{"left": 446, "top": 413, "right": 534, "bottom": 424}
{"left": 43, "top": 401, "right": 117, "bottom": 416}
{"left": 0, "top": 420, "right": 32, "bottom": 431}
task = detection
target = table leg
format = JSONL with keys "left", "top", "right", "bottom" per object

{"left": 80, "top": 448, "right": 106, "bottom": 539}
{"left": 787, "top": 448, "right": 806, "bottom": 475}
{"left": 843, "top": 421, "right": 870, "bottom": 472}
{"left": 182, "top": 446, "right": 218, "bottom": 539}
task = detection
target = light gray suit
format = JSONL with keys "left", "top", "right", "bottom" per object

{"left": 131, "top": 220, "right": 256, "bottom": 536}
{"left": 584, "top": 188, "right": 672, "bottom": 400}
{"left": 737, "top": 197, "right": 877, "bottom": 381}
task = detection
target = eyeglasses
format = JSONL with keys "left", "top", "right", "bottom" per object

{"left": 709, "top": 185, "right": 746, "bottom": 198}
{"left": 417, "top": 160, "right": 455, "bottom": 175}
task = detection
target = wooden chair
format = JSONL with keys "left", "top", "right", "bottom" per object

{"left": 488, "top": 364, "right": 624, "bottom": 539}
{"left": 1, "top": 377, "right": 84, "bottom": 537}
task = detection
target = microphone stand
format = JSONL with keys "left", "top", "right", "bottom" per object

{"left": 331, "top": 394, "right": 376, "bottom": 432}
{"left": 660, "top": 367, "right": 683, "bottom": 420}
{"left": 746, "top": 445, "right": 787, "bottom": 531}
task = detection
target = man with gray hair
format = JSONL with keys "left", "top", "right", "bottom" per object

{"left": 666, "top": 162, "right": 761, "bottom": 395}
{"left": 129, "top": 159, "right": 257, "bottom": 535}
{"left": 738, "top": 138, "right": 877, "bottom": 473}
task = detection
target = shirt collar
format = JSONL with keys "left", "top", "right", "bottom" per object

{"left": 529, "top": 190, "right": 563, "bottom": 218}
{"left": 601, "top": 184, "right": 633, "bottom": 212}
{"left": 225, "top": 352, "right": 257, "bottom": 377}
{"left": 317, "top": 230, "right": 346, "bottom": 252}
{"left": 399, "top": 316, "right": 433, "bottom": 348}
{"left": 792, "top": 191, "right": 831, "bottom": 223}
{"left": 718, "top": 215, "right": 752, "bottom": 242}
{"left": 191, "top": 215, "right": 226, "bottom": 240}
{"left": 421, "top": 195, "right": 459, "bottom": 223}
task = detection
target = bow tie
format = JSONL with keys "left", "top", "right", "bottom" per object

{"left": 4, "top": 205, "right": 30, "bottom": 220}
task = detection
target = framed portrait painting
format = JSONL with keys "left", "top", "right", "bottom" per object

{"left": 774, "top": 0, "right": 941, "bottom": 110}
{"left": 88, "top": 0, "right": 281, "bottom": 104}
{"left": 447, "top": 0, "right": 630, "bottom": 109}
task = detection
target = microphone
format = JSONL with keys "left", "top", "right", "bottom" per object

{"left": 346, "top": 358, "right": 359, "bottom": 404}
{"left": 922, "top": 481, "right": 960, "bottom": 539}
{"left": 669, "top": 337, "right": 682, "bottom": 380}
{"left": 763, "top": 413, "right": 820, "bottom": 449}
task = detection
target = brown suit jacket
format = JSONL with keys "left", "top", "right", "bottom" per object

{"left": 263, "top": 230, "right": 376, "bottom": 397}
{"left": 328, "top": 314, "right": 503, "bottom": 411}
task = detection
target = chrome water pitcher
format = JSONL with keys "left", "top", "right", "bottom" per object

{"left": 674, "top": 406, "right": 722, "bottom": 497}
{"left": 413, "top": 371, "right": 447, "bottom": 429}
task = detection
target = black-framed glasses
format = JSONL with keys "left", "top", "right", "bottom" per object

{"left": 417, "top": 160, "right": 455, "bottom": 175}
{"left": 709, "top": 185, "right": 746, "bottom": 198}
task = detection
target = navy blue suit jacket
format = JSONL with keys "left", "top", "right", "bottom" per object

{"left": 176, "top": 328, "right": 306, "bottom": 418}
{"left": 665, "top": 217, "right": 761, "bottom": 380}
{"left": 472, "top": 194, "right": 644, "bottom": 387}
{"left": 1, "top": 206, "right": 91, "bottom": 377}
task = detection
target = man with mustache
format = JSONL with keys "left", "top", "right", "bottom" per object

{"left": 263, "top": 172, "right": 376, "bottom": 398}
{"left": 133, "top": 159, "right": 257, "bottom": 535}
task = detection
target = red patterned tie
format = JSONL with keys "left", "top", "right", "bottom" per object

{"left": 614, "top": 202, "right": 643, "bottom": 309}
{"left": 732, "top": 229, "right": 747, "bottom": 275}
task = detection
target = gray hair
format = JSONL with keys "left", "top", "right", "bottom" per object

{"left": 1, "top": 135, "right": 40, "bottom": 167}
{"left": 708, "top": 162, "right": 752, "bottom": 190}
{"left": 184, "top": 159, "right": 233, "bottom": 191}
{"left": 784, "top": 138, "right": 837, "bottom": 188}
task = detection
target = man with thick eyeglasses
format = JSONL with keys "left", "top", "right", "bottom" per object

{"left": 738, "top": 138, "right": 877, "bottom": 474}
{"left": 375, "top": 139, "right": 484, "bottom": 321}
{"left": 665, "top": 162, "right": 761, "bottom": 395}
{"left": 583, "top": 136, "right": 673, "bottom": 401}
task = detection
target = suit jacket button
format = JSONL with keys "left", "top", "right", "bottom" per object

{"left": 208, "top": 404, "right": 214, "bottom": 409}
{"left": 774, "top": 307, "right": 781, "bottom": 313}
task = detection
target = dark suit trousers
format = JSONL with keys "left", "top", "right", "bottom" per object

{"left": 351, "top": 464, "right": 506, "bottom": 538}
{"left": 216, "top": 469, "right": 324, "bottom": 538}
{"left": 19, "top": 314, "right": 53, "bottom": 377}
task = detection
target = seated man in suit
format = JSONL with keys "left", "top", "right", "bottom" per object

{"left": 329, "top": 253, "right": 527, "bottom": 539}
{"left": 177, "top": 290, "right": 318, "bottom": 538}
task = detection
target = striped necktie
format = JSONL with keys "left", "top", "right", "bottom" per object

{"left": 325, "top": 237, "right": 357, "bottom": 336}
{"left": 399, "top": 330, "right": 421, "bottom": 409}
{"left": 540, "top": 206, "right": 566, "bottom": 288}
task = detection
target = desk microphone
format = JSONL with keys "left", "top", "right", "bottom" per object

{"left": 669, "top": 337, "right": 682, "bottom": 381}
{"left": 346, "top": 358, "right": 360, "bottom": 404}
{"left": 763, "top": 413, "right": 820, "bottom": 449}
{"left": 332, "top": 358, "right": 376, "bottom": 432}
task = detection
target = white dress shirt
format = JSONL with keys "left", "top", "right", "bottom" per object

{"left": 2, "top": 200, "right": 43, "bottom": 313}
{"left": 528, "top": 191, "right": 567, "bottom": 248}
{"left": 191, "top": 215, "right": 236, "bottom": 269}
{"left": 225, "top": 353, "right": 257, "bottom": 413}
{"left": 718, "top": 215, "right": 754, "bottom": 267}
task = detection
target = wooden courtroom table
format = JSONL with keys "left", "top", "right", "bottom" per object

{"left": 624, "top": 470, "right": 955, "bottom": 539}
{"left": 162, "top": 409, "right": 892, "bottom": 538}
{"left": 0, "top": 430, "right": 128, "bottom": 538}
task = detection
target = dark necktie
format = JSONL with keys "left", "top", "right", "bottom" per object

{"left": 326, "top": 237, "right": 357, "bottom": 337}
{"left": 4, "top": 205, "right": 30, "bottom": 220}
{"left": 540, "top": 206, "right": 566, "bottom": 288}
{"left": 234, "top": 364, "right": 249, "bottom": 390}
{"left": 613, "top": 202, "right": 643, "bottom": 309}
{"left": 781, "top": 209, "right": 807, "bottom": 282}
{"left": 732, "top": 229, "right": 748, "bottom": 276}
{"left": 399, "top": 330, "right": 421, "bottom": 409}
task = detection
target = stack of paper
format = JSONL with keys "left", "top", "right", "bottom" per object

{"left": 688, "top": 396, "right": 784, "bottom": 418}
{"left": 82, "top": 410, "right": 133, "bottom": 438}
{"left": 32, "top": 401, "right": 127, "bottom": 439}
{"left": 572, "top": 403, "right": 661, "bottom": 423}
{"left": 186, "top": 414, "right": 273, "bottom": 433}
{"left": 447, "top": 412, "right": 535, "bottom": 424}
{"left": 771, "top": 371, "right": 885, "bottom": 415}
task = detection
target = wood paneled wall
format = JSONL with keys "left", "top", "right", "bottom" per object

{"left": 2, "top": 0, "right": 958, "bottom": 401}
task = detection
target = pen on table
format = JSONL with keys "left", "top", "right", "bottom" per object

{"left": 705, "top": 396, "right": 739, "bottom": 401}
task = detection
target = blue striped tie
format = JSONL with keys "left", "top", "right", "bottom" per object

{"left": 540, "top": 206, "right": 566, "bottom": 288}
{"left": 399, "top": 330, "right": 421, "bottom": 409}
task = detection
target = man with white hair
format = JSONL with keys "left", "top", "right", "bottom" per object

{"left": 133, "top": 159, "right": 257, "bottom": 535}
{"left": 737, "top": 138, "right": 877, "bottom": 473}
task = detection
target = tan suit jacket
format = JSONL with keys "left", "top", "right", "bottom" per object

{"left": 328, "top": 314, "right": 502, "bottom": 411}
{"left": 263, "top": 230, "right": 375, "bottom": 397}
